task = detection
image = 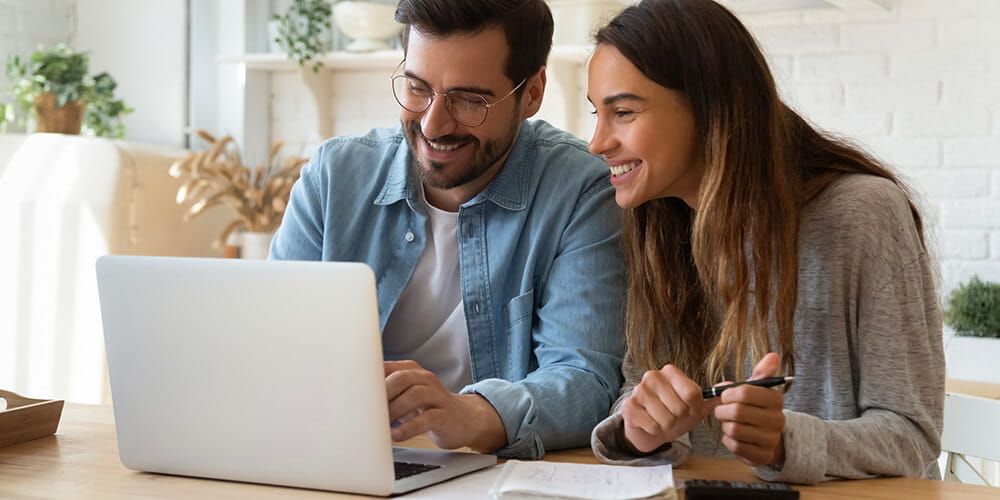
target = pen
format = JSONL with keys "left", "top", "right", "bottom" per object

{"left": 702, "top": 376, "right": 794, "bottom": 399}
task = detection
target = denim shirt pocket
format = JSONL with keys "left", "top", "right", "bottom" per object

{"left": 504, "top": 289, "right": 535, "bottom": 333}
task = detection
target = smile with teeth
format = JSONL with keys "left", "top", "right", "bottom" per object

{"left": 425, "top": 138, "right": 465, "bottom": 152}
{"left": 610, "top": 161, "right": 641, "bottom": 177}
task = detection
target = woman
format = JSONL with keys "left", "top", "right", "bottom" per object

{"left": 587, "top": 0, "right": 944, "bottom": 484}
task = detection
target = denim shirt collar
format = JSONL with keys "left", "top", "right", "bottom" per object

{"left": 374, "top": 122, "right": 537, "bottom": 212}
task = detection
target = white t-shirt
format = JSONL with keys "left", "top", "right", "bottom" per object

{"left": 381, "top": 194, "right": 472, "bottom": 392}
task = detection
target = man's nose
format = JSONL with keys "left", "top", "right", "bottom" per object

{"left": 420, "top": 95, "right": 458, "bottom": 139}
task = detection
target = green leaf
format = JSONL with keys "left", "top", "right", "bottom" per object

{"left": 273, "top": 0, "right": 332, "bottom": 70}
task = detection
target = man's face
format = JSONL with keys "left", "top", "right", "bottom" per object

{"left": 399, "top": 26, "right": 527, "bottom": 197}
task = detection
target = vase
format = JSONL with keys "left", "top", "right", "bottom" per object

{"left": 240, "top": 231, "right": 274, "bottom": 260}
{"left": 333, "top": 1, "right": 404, "bottom": 52}
{"left": 33, "top": 93, "right": 85, "bottom": 135}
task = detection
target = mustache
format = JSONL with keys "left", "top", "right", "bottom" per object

{"left": 405, "top": 121, "right": 475, "bottom": 146}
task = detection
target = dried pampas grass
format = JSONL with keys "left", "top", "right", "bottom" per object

{"left": 169, "top": 129, "right": 308, "bottom": 249}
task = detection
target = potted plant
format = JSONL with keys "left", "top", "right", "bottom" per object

{"left": 272, "top": 0, "right": 334, "bottom": 72}
{"left": 169, "top": 130, "right": 308, "bottom": 259}
{"left": 944, "top": 276, "right": 1000, "bottom": 383}
{"left": 2, "top": 44, "right": 132, "bottom": 138}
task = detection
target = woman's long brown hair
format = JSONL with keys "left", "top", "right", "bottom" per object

{"left": 596, "top": 0, "right": 926, "bottom": 385}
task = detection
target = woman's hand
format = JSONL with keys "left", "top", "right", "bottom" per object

{"left": 714, "top": 352, "right": 786, "bottom": 466}
{"left": 620, "top": 364, "right": 718, "bottom": 454}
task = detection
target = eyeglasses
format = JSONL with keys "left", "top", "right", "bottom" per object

{"left": 390, "top": 60, "right": 527, "bottom": 128}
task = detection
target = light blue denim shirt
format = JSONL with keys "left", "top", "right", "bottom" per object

{"left": 270, "top": 120, "right": 625, "bottom": 459}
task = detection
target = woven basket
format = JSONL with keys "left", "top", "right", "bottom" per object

{"left": 33, "top": 93, "right": 85, "bottom": 135}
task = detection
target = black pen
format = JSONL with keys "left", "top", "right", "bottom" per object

{"left": 702, "top": 376, "right": 794, "bottom": 399}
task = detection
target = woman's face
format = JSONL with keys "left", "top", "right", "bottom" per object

{"left": 587, "top": 44, "right": 703, "bottom": 209}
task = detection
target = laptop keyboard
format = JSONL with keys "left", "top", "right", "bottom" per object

{"left": 394, "top": 460, "right": 442, "bottom": 480}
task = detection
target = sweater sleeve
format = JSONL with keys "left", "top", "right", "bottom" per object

{"left": 754, "top": 255, "right": 944, "bottom": 484}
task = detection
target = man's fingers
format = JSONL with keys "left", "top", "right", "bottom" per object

{"left": 390, "top": 408, "right": 447, "bottom": 442}
{"left": 388, "top": 384, "right": 443, "bottom": 422}
{"left": 384, "top": 360, "right": 422, "bottom": 376}
{"left": 385, "top": 367, "right": 438, "bottom": 400}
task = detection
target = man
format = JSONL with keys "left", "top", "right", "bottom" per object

{"left": 270, "top": 0, "right": 624, "bottom": 459}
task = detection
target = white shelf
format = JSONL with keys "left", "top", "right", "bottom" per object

{"left": 221, "top": 45, "right": 593, "bottom": 73}
{"left": 718, "top": 0, "right": 890, "bottom": 12}
{"left": 221, "top": 50, "right": 402, "bottom": 72}
{"left": 218, "top": 45, "right": 593, "bottom": 144}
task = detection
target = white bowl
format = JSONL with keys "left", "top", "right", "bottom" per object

{"left": 333, "top": 2, "right": 404, "bottom": 52}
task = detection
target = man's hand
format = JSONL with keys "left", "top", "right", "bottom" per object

{"left": 713, "top": 352, "right": 786, "bottom": 466}
{"left": 384, "top": 360, "right": 506, "bottom": 453}
{"left": 620, "top": 364, "right": 717, "bottom": 454}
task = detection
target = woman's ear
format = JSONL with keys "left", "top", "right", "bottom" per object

{"left": 521, "top": 67, "right": 547, "bottom": 118}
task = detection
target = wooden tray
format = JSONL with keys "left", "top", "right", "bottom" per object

{"left": 0, "top": 389, "right": 64, "bottom": 448}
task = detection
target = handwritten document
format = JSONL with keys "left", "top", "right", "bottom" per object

{"left": 488, "top": 460, "right": 675, "bottom": 500}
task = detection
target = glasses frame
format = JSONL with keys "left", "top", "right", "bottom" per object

{"left": 390, "top": 60, "right": 527, "bottom": 128}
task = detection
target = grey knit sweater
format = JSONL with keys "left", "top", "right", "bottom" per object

{"left": 591, "top": 174, "right": 945, "bottom": 484}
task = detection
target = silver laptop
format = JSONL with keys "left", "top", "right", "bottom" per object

{"left": 96, "top": 256, "right": 496, "bottom": 496}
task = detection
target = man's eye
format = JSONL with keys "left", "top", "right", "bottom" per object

{"left": 452, "top": 93, "right": 486, "bottom": 109}
{"left": 614, "top": 109, "right": 634, "bottom": 118}
{"left": 408, "top": 84, "right": 431, "bottom": 96}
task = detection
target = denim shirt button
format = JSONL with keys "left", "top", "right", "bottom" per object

{"left": 404, "top": 231, "right": 415, "bottom": 242}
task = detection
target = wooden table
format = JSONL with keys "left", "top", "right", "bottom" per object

{"left": 1, "top": 405, "right": 997, "bottom": 499}
{"left": 947, "top": 379, "right": 1000, "bottom": 400}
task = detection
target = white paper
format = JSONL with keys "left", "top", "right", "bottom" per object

{"left": 489, "top": 460, "right": 675, "bottom": 500}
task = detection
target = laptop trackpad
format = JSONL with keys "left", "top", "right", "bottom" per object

{"left": 391, "top": 447, "right": 497, "bottom": 495}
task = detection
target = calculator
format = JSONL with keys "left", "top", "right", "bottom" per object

{"left": 683, "top": 479, "right": 800, "bottom": 500}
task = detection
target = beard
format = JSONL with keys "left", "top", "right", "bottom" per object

{"left": 402, "top": 117, "right": 521, "bottom": 190}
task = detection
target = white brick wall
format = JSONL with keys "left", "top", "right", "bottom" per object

{"left": 0, "top": 0, "right": 76, "bottom": 94}
{"left": 270, "top": 0, "right": 1000, "bottom": 297}
{"left": 940, "top": 230, "right": 989, "bottom": 260}
{"left": 745, "top": 0, "right": 1000, "bottom": 296}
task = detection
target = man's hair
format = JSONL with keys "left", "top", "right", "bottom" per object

{"left": 395, "top": 0, "right": 553, "bottom": 88}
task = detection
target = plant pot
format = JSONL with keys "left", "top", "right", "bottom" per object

{"left": 240, "top": 231, "right": 274, "bottom": 260}
{"left": 33, "top": 93, "right": 85, "bottom": 135}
